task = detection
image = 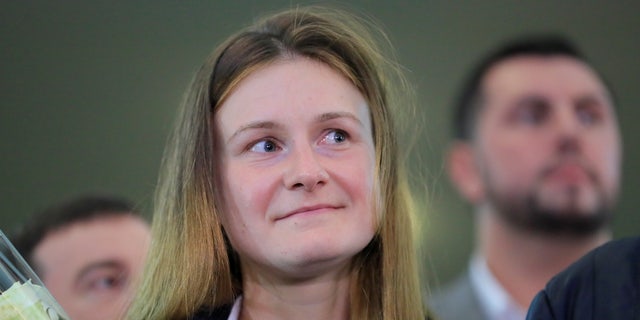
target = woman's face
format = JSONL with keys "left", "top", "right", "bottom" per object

{"left": 215, "top": 57, "right": 376, "bottom": 279}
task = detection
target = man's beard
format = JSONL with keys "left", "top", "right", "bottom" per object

{"left": 485, "top": 168, "right": 614, "bottom": 237}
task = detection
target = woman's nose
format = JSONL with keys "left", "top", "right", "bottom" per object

{"left": 284, "top": 145, "right": 329, "bottom": 192}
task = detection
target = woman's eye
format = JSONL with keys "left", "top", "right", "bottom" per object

{"left": 250, "top": 139, "right": 279, "bottom": 153}
{"left": 323, "top": 129, "right": 348, "bottom": 144}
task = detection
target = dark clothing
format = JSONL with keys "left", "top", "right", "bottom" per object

{"left": 190, "top": 304, "right": 233, "bottom": 320}
{"left": 527, "top": 237, "right": 640, "bottom": 320}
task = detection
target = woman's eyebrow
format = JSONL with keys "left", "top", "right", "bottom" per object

{"left": 316, "top": 111, "right": 363, "bottom": 127}
{"left": 227, "top": 121, "right": 281, "bottom": 143}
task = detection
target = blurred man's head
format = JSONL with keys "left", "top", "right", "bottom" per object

{"left": 12, "top": 195, "right": 151, "bottom": 320}
{"left": 448, "top": 35, "right": 622, "bottom": 236}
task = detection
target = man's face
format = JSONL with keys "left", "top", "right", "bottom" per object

{"left": 471, "top": 55, "right": 622, "bottom": 235}
{"left": 33, "top": 215, "right": 150, "bottom": 320}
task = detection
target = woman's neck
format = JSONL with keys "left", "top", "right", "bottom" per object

{"left": 239, "top": 268, "right": 352, "bottom": 320}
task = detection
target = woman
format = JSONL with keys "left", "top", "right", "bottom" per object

{"left": 127, "top": 6, "right": 427, "bottom": 320}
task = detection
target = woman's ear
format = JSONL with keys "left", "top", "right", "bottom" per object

{"left": 446, "top": 141, "right": 485, "bottom": 204}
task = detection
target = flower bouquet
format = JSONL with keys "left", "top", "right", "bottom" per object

{"left": 0, "top": 230, "right": 69, "bottom": 319}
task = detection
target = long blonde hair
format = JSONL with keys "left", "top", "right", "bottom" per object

{"left": 127, "top": 6, "right": 425, "bottom": 319}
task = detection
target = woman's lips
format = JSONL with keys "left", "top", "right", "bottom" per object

{"left": 276, "top": 205, "right": 341, "bottom": 221}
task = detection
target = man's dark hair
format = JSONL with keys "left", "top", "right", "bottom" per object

{"left": 453, "top": 34, "right": 611, "bottom": 140}
{"left": 10, "top": 194, "right": 143, "bottom": 270}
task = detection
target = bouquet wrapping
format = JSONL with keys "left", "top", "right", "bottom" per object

{"left": 0, "top": 230, "right": 69, "bottom": 319}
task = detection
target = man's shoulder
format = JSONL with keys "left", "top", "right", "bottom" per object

{"left": 548, "top": 236, "right": 640, "bottom": 289}
{"left": 530, "top": 237, "right": 640, "bottom": 319}
{"left": 592, "top": 236, "right": 640, "bottom": 265}
{"left": 429, "top": 272, "right": 475, "bottom": 304}
{"left": 428, "top": 272, "right": 486, "bottom": 320}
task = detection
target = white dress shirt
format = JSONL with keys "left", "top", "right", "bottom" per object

{"left": 469, "top": 254, "right": 527, "bottom": 320}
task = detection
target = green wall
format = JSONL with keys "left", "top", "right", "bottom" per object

{"left": 2, "top": 1, "right": 639, "bottom": 287}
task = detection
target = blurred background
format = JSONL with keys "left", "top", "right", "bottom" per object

{"left": 2, "top": 0, "right": 639, "bottom": 288}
